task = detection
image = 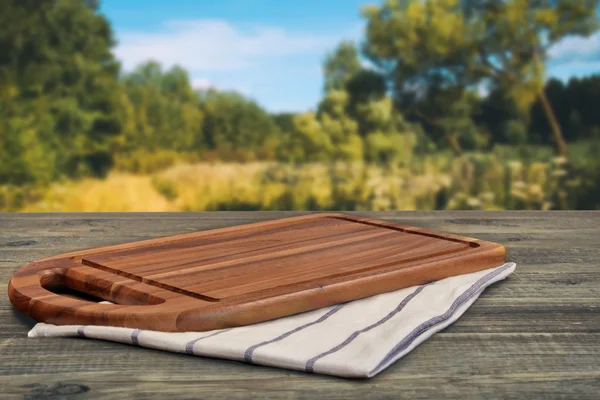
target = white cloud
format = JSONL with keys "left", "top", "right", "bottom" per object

{"left": 114, "top": 19, "right": 341, "bottom": 73}
{"left": 546, "top": 32, "right": 600, "bottom": 81}
{"left": 190, "top": 78, "right": 215, "bottom": 90}
{"left": 112, "top": 19, "right": 363, "bottom": 112}
{"left": 548, "top": 32, "right": 600, "bottom": 64}
{"left": 191, "top": 77, "right": 255, "bottom": 97}
{"left": 542, "top": 32, "right": 600, "bottom": 83}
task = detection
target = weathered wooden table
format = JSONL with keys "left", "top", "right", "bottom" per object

{"left": 1, "top": 212, "right": 599, "bottom": 399}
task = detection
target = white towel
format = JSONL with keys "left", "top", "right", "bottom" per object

{"left": 27, "top": 262, "right": 516, "bottom": 379}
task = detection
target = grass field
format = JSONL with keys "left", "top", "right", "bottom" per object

{"left": 4, "top": 141, "right": 598, "bottom": 212}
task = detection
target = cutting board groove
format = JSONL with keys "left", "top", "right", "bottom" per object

{"left": 75, "top": 258, "right": 220, "bottom": 302}
{"left": 9, "top": 213, "right": 506, "bottom": 332}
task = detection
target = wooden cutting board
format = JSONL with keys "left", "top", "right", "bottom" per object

{"left": 9, "top": 213, "right": 506, "bottom": 332}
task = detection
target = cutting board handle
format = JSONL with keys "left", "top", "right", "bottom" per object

{"left": 8, "top": 258, "right": 168, "bottom": 328}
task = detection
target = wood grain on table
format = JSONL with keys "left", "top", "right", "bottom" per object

{"left": 1, "top": 211, "right": 599, "bottom": 399}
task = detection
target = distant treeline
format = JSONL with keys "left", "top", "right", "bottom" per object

{"left": 1, "top": 0, "right": 600, "bottom": 187}
{"left": 477, "top": 76, "right": 600, "bottom": 147}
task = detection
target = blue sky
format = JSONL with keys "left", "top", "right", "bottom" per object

{"left": 100, "top": 0, "right": 600, "bottom": 113}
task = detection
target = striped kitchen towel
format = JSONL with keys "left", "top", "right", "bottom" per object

{"left": 28, "top": 262, "right": 516, "bottom": 379}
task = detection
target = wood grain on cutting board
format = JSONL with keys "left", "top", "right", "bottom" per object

{"left": 8, "top": 213, "right": 506, "bottom": 332}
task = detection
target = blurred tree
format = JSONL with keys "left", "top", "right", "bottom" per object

{"left": 323, "top": 41, "right": 363, "bottom": 93}
{"left": 285, "top": 112, "right": 333, "bottom": 162}
{"left": 567, "top": 76, "right": 600, "bottom": 139}
{"left": 356, "top": 95, "right": 418, "bottom": 161}
{"left": 362, "top": 0, "right": 600, "bottom": 157}
{"left": 321, "top": 41, "right": 388, "bottom": 135}
{"left": 121, "top": 64, "right": 283, "bottom": 162}
{"left": 502, "top": 119, "right": 529, "bottom": 146}
{"left": 345, "top": 69, "right": 389, "bottom": 138}
{"left": 199, "top": 89, "right": 279, "bottom": 159}
{"left": 263, "top": 39, "right": 416, "bottom": 164}
{"left": 361, "top": 0, "right": 479, "bottom": 155}
{"left": 530, "top": 75, "right": 600, "bottom": 143}
{"left": 272, "top": 112, "right": 296, "bottom": 135}
{"left": 476, "top": 86, "right": 531, "bottom": 144}
{"left": 0, "top": 0, "right": 123, "bottom": 182}
{"left": 529, "top": 78, "right": 567, "bottom": 145}
{"left": 319, "top": 90, "right": 364, "bottom": 160}
{"left": 478, "top": 75, "right": 600, "bottom": 146}
{"left": 121, "top": 61, "right": 203, "bottom": 152}
{"left": 314, "top": 40, "right": 417, "bottom": 163}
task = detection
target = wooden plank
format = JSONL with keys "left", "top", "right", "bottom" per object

{"left": 1, "top": 211, "right": 599, "bottom": 398}
{"left": 0, "top": 334, "right": 598, "bottom": 399}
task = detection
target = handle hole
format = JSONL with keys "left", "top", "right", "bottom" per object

{"left": 43, "top": 283, "right": 106, "bottom": 303}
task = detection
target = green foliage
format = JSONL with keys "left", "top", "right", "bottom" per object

{"left": 0, "top": 185, "right": 43, "bottom": 212}
{"left": 478, "top": 76, "right": 600, "bottom": 146}
{"left": 199, "top": 89, "right": 280, "bottom": 158}
{"left": 361, "top": 0, "right": 600, "bottom": 155}
{"left": 272, "top": 113, "right": 296, "bottom": 135}
{"left": 1, "top": 0, "right": 600, "bottom": 212}
{"left": 17, "top": 142, "right": 600, "bottom": 212}
{"left": 502, "top": 120, "right": 529, "bottom": 146}
{"left": 530, "top": 76, "right": 600, "bottom": 143}
{"left": 361, "top": 0, "right": 480, "bottom": 154}
{"left": 275, "top": 39, "right": 419, "bottom": 165}
{"left": 281, "top": 111, "right": 334, "bottom": 161}
{"left": 364, "top": 132, "right": 415, "bottom": 164}
{"left": 113, "top": 149, "right": 199, "bottom": 174}
{"left": 323, "top": 41, "right": 363, "bottom": 93}
{"left": 151, "top": 176, "right": 179, "bottom": 201}
{"left": 0, "top": 0, "right": 123, "bottom": 184}
{"left": 120, "top": 62, "right": 203, "bottom": 152}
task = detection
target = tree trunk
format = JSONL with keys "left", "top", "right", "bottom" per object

{"left": 532, "top": 50, "right": 568, "bottom": 158}
{"left": 412, "top": 109, "right": 463, "bottom": 156}
{"left": 538, "top": 87, "right": 567, "bottom": 157}
{"left": 444, "top": 133, "right": 463, "bottom": 157}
